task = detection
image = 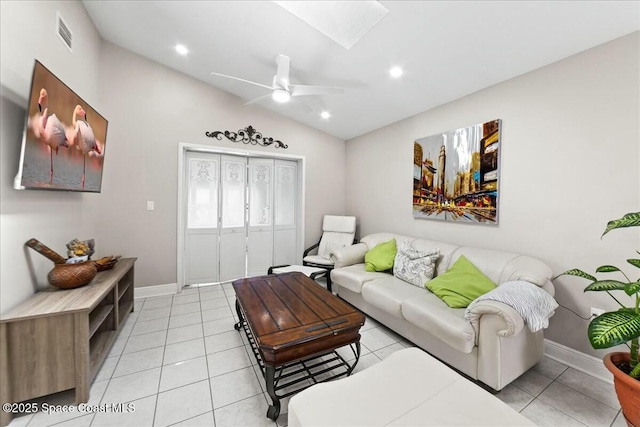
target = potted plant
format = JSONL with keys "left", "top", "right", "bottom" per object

{"left": 556, "top": 212, "right": 640, "bottom": 427}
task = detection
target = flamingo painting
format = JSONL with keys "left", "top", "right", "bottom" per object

{"left": 70, "top": 105, "right": 101, "bottom": 189}
{"left": 37, "top": 88, "right": 68, "bottom": 183}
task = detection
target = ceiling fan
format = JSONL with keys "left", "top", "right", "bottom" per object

{"left": 211, "top": 54, "right": 343, "bottom": 105}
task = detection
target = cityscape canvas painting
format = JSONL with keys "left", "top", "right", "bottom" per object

{"left": 413, "top": 119, "right": 501, "bottom": 224}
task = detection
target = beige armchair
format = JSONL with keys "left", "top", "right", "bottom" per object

{"left": 303, "top": 215, "right": 356, "bottom": 290}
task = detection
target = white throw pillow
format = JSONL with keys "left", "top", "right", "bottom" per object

{"left": 393, "top": 241, "right": 440, "bottom": 288}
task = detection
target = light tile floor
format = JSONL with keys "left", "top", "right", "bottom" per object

{"left": 7, "top": 281, "right": 627, "bottom": 427}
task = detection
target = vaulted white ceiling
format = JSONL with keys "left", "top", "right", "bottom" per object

{"left": 82, "top": 1, "right": 640, "bottom": 140}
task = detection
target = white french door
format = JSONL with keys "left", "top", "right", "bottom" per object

{"left": 219, "top": 155, "right": 247, "bottom": 282}
{"left": 274, "top": 160, "right": 298, "bottom": 265}
{"left": 183, "top": 151, "right": 299, "bottom": 285}
{"left": 185, "top": 155, "right": 220, "bottom": 285}
{"left": 247, "top": 158, "right": 274, "bottom": 277}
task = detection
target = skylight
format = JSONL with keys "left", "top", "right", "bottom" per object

{"left": 274, "top": 1, "right": 388, "bottom": 50}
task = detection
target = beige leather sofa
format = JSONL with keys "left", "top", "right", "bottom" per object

{"left": 330, "top": 232, "right": 554, "bottom": 391}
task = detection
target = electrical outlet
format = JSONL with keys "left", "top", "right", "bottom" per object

{"left": 590, "top": 307, "right": 605, "bottom": 318}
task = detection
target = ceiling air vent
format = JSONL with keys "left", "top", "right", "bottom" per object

{"left": 56, "top": 12, "right": 73, "bottom": 52}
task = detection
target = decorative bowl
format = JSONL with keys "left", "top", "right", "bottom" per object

{"left": 94, "top": 259, "right": 118, "bottom": 272}
{"left": 47, "top": 261, "right": 97, "bottom": 289}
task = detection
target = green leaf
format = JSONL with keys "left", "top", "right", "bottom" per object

{"left": 602, "top": 212, "right": 640, "bottom": 237}
{"left": 630, "top": 362, "right": 640, "bottom": 379}
{"left": 584, "top": 280, "right": 626, "bottom": 292}
{"left": 596, "top": 265, "right": 621, "bottom": 273}
{"left": 625, "top": 281, "right": 640, "bottom": 296}
{"left": 628, "top": 259, "right": 640, "bottom": 269}
{"left": 588, "top": 311, "right": 640, "bottom": 349}
{"left": 554, "top": 269, "right": 596, "bottom": 282}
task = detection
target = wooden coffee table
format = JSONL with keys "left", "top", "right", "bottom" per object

{"left": 233, "top": 272, "right": 365, "bottom": 420}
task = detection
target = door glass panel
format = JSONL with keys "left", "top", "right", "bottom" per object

{"left": 187, "top": 158, "right": 218, "bottom": 229}
{"left": 275, "top": 163, "right": 296, "bottom": 226}
{"left": 249, "top": 160, "right": 273, "bottom": 226}
{"left": 221, "top": 156, "right": 246, "bottom": 228}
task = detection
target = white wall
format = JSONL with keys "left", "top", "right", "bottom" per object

{"left": 0, "top": 1, "right": 103, "bottom": 313}
{"left": 1, "top": 1, "right": 346, "bottom": 313}
{"left": 345, "top": 32, "right": 639, "bottom": 358}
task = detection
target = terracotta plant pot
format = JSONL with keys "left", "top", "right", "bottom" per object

{"left": 47, "top": 261, "right": 97, "bottom": 289}
{"left": 604, "top": 352, "right": 640, "bottom": 427}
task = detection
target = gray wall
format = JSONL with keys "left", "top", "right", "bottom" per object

{"left": 1, "top": 1, "right": 103, "bottom": 313}
{"left": 344, "top": 32, "right": 640, "bottom": 358}
{"left": 1, "top": 1, "right": 345, "bottom": 313}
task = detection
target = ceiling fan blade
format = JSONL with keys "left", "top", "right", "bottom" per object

{"left": 210, "top": 72, "right": 273, "bottom": 91}
{"left": 275, "top": 54, "right": 290, "bottom": 88}
{"left": 244, "top": 93, "right": 274, "bottom": 106}
{"left": 290, "top": 84, "right": 344, "bottom": 97}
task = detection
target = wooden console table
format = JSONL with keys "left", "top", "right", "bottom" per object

{"left": 0, "top": 258, "right": 136, "bottom": 427}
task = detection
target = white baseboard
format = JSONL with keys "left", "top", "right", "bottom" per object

{"left": 544, "top": 339, "right": 612, "bottom": 384}
{"left": 134, "top": 283, "right": 178, "bottom": 299}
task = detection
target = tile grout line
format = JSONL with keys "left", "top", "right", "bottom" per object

{"left": 38, "top": 290, "right": 621, "bottom": 427}
{"left": 225, "top": 286, "right": 275, "bottom": 415}
{"left": 151, "top": 294, "right": 174, "bottom": 427}
{"left": 199, "top": 286, "right": 218, "bottom": 427}
{"left": 507, "top": 364, "right": 618, "bottom": 427}
{"left": 609, "top": 409, "right": 623, "bottom": 427}
{"left": 551, "top": 370, "right": 621, "bottom": 412}
{"left": 516, "top": 372, "right": 558, "bottom": 415}
{"left": 87, "top": 299, "right": 146, "bottom": 426}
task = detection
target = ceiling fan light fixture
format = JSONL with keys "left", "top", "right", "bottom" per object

{"left": 272, "top": 89, "right": 291, "bottom": 103}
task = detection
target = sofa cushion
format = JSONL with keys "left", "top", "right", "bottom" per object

{"left": 365, "top": 239, "right": 397, "bottom": 272}
{"left": 361, "top": 233, "right": 413, "bottom": 251}
{"left": 426, "top": 255, "right": 496, "bottom": 308}
{"left": 361, "top": 277, "right": 427, "bottom": 319}
{"left": 411, "top": 238, "right": 459, "bottom": 277}
{"left": 393, "top": 240, "right": 439, "bottom": 288}
{"left": 331, "top": 264, "right": 389, "bottom": 294}
{"left": 447, "top": 248, "right": 518, "bottom": 284}
{"left": 499, "top": 256, "right": 553, "bottom": 287}
{"left": 401, "top": 292, "right": 477, "bottom": 353}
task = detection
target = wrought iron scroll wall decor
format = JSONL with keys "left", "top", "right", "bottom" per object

{"left": 205, "top": 125, "right": 288, "bottom": 149}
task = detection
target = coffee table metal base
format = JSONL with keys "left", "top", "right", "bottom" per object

{"left": 234, "top": 300, "right": 361, "bottom": 421}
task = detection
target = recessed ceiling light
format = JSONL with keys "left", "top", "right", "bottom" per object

{"left": 321, "top": 111, "right": 331, "bottom": 119}
{"left": 175, "top": 44, "right": 189, "bottom": 55}
{"left": 389, "top": 67, "right": 403, "bottom": 78}
{"left": 272, "top": 89, "right": 291, "bottom": 103}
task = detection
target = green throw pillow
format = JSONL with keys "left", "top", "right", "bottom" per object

{"left": 364, "top": 239, "right": 397, "bottom": 272}
{"left": 425, "top": 255, "right": 496, "bottom": 308}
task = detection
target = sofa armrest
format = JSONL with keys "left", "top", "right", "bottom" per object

{"left": 467, "top": 300, "right": 524, "bottom": 343}
{"left": 330, "top": 243, "right": 368, "bottom": 269}
{"left": 541, "top": 280, "right": 555, "bottom": 297}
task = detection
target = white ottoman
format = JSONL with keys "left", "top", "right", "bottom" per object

{"left": 288, "top": 347, "right": 534, "bottom": 427}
